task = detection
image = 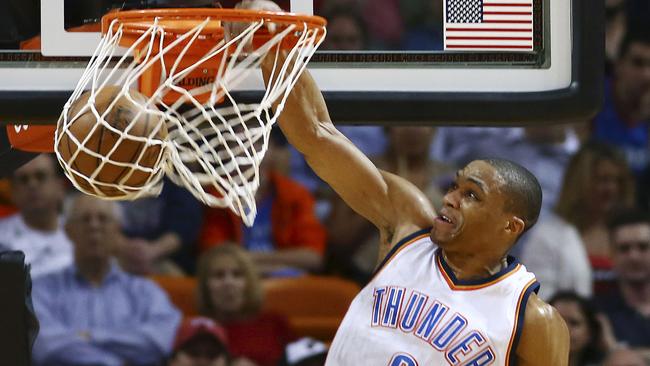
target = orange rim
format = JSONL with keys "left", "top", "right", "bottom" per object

{"left": 101, "top": 8, "right": 326, "bottom": 45}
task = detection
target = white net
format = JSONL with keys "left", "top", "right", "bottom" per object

{"left": 54, "top": 11, "right": 326, "bottom": 226}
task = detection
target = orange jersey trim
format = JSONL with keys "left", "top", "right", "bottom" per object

{"left": 436, "top": 254, "right": 523, "bottom": 291}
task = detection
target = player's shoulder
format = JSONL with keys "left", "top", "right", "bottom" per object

{"left": 523, "top": 293, "right": 564, "bottom": 327}
{"left": 517, "top": 293, "right": 570, "bottom": 364}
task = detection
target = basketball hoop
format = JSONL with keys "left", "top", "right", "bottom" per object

{"left": 54, "top": 8, "right": 326, "bottom": 226}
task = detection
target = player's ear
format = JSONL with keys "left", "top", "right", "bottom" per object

{"left": 505, "top": 216, "right": 525, "bottom": 236}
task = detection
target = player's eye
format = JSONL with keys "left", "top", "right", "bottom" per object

{"left": 466, "top": 190, "right": 479, "bottom": 200}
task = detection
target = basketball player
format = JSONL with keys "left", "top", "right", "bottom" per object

{"left": 234, "top": 2, "right": 571, "bottom": 364}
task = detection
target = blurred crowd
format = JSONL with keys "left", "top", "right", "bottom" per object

{"left": 0, "top": 0, "right": 649, "bottom": 365}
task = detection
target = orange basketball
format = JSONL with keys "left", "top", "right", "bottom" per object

{"left": 56, "top": 86, "right": 168, "bottom": 197}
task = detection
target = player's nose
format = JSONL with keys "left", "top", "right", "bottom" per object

{"left": 443, "top": 190, "right": 460, "bottom": 209}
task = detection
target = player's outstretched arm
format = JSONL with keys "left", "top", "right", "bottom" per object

{"left": 516, "top": 294, "right": 570, "bottom": 366}
{"left": 234, "top": 1, "right": 434, "bottom": 238}
{"left": 262, "top": 55, "right": 434, "bottom": 237}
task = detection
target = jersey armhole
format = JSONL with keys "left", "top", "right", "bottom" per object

{"left": 506, "top": 279, "right": 541, "bottom": 366}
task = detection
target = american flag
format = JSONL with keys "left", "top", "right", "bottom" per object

{"left": 444, "top": 0, "right": 534, "bottom": 51}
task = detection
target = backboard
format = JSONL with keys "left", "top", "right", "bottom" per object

{"left": 0, "top": 0, "right": 603, "bottom": 125}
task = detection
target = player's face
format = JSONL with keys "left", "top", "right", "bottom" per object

{"left": 207, "top": 255, "right": 247, "bottom": 315}
{"left": 431, "top": 161, "right": 510, "bottom": 249}
{"left": 552, "top": 300, "right": 590, "bottom": 354}
{"left": 611, "top": 222, "right": 650, "bottom": 284}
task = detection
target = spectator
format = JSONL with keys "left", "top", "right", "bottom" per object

{"left": 360, "top": 0, "right": 403, "bottom": 49}
{"left": 118, "top": 177, "right": 204, "bottom": 275}
{"left": 0, "top": 154, "right": 73, "bottom": 278}
{"left": 556, "top": 142, "right": 636, "bottom": 293}
{"left": 596, "top": 208, "right": 650, "bottom": 348}
{"left": 197, "top": 244, "right": 292, "bottom": 366}
{"left": 399, "top": 0, "right": 444, "bottom": 50}
{"left": 319, "top": 5, "right": 367, "bottom": 51}
{"left": 326, "top": 126, "right": 452, "bottom": 283}
{"left": 277, "top": 337, "right": 328, "bottom": 366}
{"left": 602, "top": 347, "right": 647, "bottom": 366}
{"left": 169, "top": 317, "right": 230, "bottom": 366}
{"left": 521, "top": 213, "right": 593, "bottom": 300}
{"left": 592, "top": 23, "right": 650, "bottom": 174}
{"left": 32, "top": 194, "right": 181, "bottom": 366}
{"left": 199, "top": 135, "right": 325, "bottom": 277}
{"left": 549, "top": 292, "right": 609, "bottom": 366}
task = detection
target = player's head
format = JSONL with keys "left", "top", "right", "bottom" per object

{"left": 431, "top": 159, "right": 542, "bottom": 256}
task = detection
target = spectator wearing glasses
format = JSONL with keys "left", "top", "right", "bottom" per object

{"left": 596, "top": 208, "right": 650, "bottom": 348}
{"left": 0, "top": 154, "right": 73, "bottom": 277}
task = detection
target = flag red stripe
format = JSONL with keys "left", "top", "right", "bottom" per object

{"left": 445, "top": 28, "right": 532, "bottom": 32}
{"left": 483, "top": 20, "right": 533, "bottom": 23}
{"left": 445, "top": 45, "right": 532, "bottom": 49}
{"left": 483, "top": 11, "right": 532, "bottom": 15}
{"left": 446, "top": 36, "right": 532, "bottom": 40}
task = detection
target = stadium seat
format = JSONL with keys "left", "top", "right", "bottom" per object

{"left": 149, "top": 275, "right": 198, "bottom": 317}
{"left": 262, "top": 276, "right": 360, "bottom": 342}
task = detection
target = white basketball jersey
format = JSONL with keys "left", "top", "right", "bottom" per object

{"left": 327, "top": 229, "right": 539, "bottom": 366}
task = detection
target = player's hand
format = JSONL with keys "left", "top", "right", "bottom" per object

{"left": 224, "top": 1, "right": 283, "bottom": 48}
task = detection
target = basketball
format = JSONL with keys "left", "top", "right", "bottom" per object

{"left": 56, "top": 86, "right": 168, "bottom": 198}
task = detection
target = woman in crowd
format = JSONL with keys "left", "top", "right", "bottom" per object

{"left": 197, "top": 244, "right": 293, "bottom": 366}
{"left": 555, "top": 142, "right": 636, "bottom": 293}
{"left": 549, "top": 292, "right": 610, "bottom": 366}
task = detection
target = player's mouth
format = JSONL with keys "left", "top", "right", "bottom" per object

{"left": 436, "top": 208, "right": 458, "bottom": 226}
{"left": 435, "top": 215, "right": 454, "bottom": 225}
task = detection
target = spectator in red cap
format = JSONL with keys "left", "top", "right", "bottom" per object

{"left": 169, "top": 317, "right": 230, "bottom": 366}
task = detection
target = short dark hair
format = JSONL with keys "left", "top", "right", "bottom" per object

{"left": 483, "top": 159, "right": 542, "bottom": 232}
{"left": 607, "top": 208, "right": 650, "bottom": 233}
{"left": 618, "top": 22, "right": 650, "bottom": 59}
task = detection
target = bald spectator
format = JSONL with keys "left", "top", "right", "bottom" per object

{"left": 0, "top": 154, "right": 73, "bottom": 278}
{"left": 603, "top": 348, "right": 647, "bottom": 366}
{"left": 32, "top": 194, "right": 181, "bottom": 366}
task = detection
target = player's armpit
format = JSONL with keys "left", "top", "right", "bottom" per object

{"left": 516, "top": 294, "right": 570, "bottom": 366}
